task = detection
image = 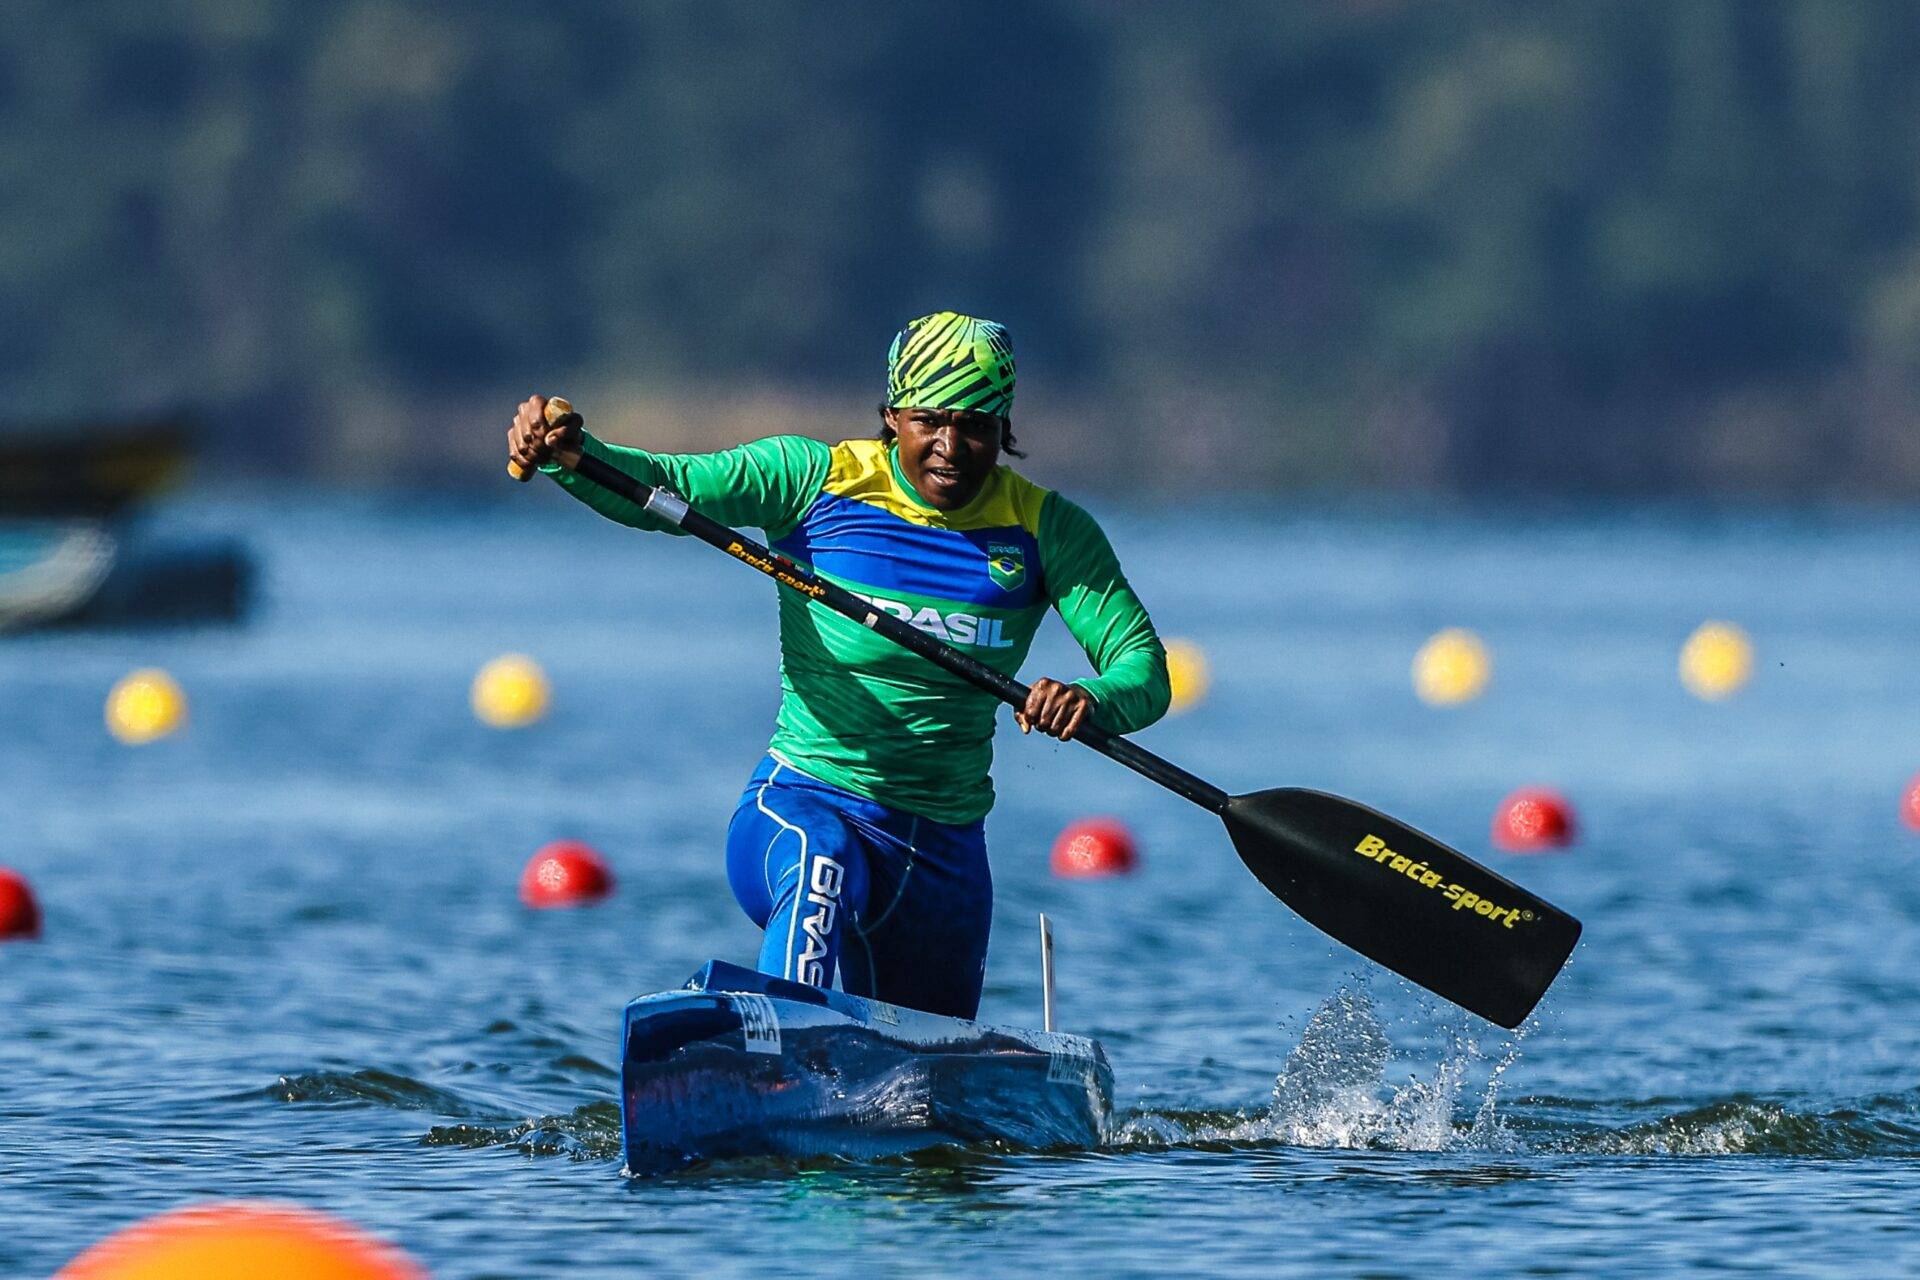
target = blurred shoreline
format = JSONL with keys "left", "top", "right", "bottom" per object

{"left": 13, "top": 4, "right": 1920, "bottom": 497}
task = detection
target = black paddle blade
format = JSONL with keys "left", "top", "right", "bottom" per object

{"left": 1224, "top": 789, "right": 1581, "bottom": 1028}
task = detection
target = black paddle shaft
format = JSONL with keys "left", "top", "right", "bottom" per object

{"left": 558, "top": 445, "right": 1581, "bottom": 1027}
{"left": 570, "top": 450, "right": 1230, "bottom": 813}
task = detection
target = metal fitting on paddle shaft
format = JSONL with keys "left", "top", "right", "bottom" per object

{"left": 643, "top": 488, "right": 690, "bottom": 526}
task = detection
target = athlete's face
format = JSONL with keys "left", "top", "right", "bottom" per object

{"left": 887, "top": 407, "right": 1002, "bottom": 510}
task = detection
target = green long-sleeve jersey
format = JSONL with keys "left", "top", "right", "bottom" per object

{"left": 545, "top": 432, "right": 1170, "bottom": 823}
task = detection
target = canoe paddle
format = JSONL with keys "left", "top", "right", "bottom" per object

{"left": 518, "top": 399, "right": 1581, "bottom": 1028}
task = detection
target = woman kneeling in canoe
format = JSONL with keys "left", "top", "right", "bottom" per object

{"left": 507, "top": 312, "right": 1170, "bottom": 1018}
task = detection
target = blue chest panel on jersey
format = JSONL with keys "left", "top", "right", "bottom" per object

{"left": 772, "top": 490, "right": 1041, "bottom": 609}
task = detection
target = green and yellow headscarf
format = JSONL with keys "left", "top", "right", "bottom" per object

{"left": 886, "top": 311, "right": 1015, "bottom": 418}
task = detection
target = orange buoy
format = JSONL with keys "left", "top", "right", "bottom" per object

{"left": 1050, "top": 818, "right": 1139, "bottom": 878}
{"left": 57, "top": 1201, "right": 423, "bottom": 1279}
{"left": 1903, "top": 773, "right": 1920, "bottom": 832}
{"left": 1491, "top": 787, "right": 1577, "bottom": 853}
{"left": 519, "top": 840, "right": 614, "bottom": 908}
{"left": 0, "top": 868, "right": 40, "bottom": 939}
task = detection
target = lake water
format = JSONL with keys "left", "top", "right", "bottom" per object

{"left": 3, "top": 489, "right": 1917, "bottom": 1277}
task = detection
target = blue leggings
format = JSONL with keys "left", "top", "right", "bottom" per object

{"left": 726, "top": 754, "right": 992, "bottom": 1019}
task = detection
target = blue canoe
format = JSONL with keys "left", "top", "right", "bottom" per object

{"left": 620, "top": 960, "right": 1113, "bottom": 1174}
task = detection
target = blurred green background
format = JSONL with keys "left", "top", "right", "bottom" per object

{"left": 8, "top": 0, "right": 1920, "bottom": 492}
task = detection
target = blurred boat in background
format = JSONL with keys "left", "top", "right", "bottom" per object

{"left": 0, "top": 418, "right": 189, "bottom": 517}
{"left": 0, "top": 418, "right": 252, "bottom": 632}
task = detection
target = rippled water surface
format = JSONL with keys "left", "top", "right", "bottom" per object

{"left": 4, "top": 492, "right": 1917, "bottom": 1277}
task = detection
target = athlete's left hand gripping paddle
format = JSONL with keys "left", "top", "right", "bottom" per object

{"left": 508, "top": 397, "right": 582, "bottom": 481}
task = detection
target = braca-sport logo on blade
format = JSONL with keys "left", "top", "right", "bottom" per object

{"left": 1354, "top": 834, "right": 1536, "bottom": 929}
{"left": 987, "top": 543, "right": 1026, "bottom": 592}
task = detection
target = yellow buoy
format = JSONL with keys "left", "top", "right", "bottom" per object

{"left": 106, "top": 668, "right": 187, "bottom": 744}
{"left": 472, "top": 654, "right": 549, "bottom": 728}
{"left": 1163, "top": 638, "right": 1210, "bottom": 714}
{"left": 1680, "top": 621, "right": 1752, "bottom": 700}
{"left": 1413, "top": 628, "right": 1490, "bottom": 706}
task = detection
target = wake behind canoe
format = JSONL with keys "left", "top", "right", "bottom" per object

{"left": 620, "top": 960, "right": 1112, "bottom": 1175}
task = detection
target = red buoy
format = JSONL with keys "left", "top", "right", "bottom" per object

{"left": 0, "top": 868, "right": 41, "bottom": 939}
{"left": 1050, "top": 818, "right": 1139, "bottom": 878}
{"left": 519, "top": 840, "right": 614, "bottom": 908}
{"left": 1491, "top": 787, "right": 1577, "bottom": 853}
{"left": 1903, "top": 773, "right": 1920, "bottom": 832}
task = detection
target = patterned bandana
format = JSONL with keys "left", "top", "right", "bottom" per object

{"left": 885, "top": 312, "right": 1015, "bottom": 418}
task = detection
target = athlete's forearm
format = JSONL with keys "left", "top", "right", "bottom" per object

{"left": 1073, "top": 617, "right": 1170, "bottom": 734}
{"left": 544, "top": 434, "right": 673, "bottom": 530}
{"left": 544, "top": 432, "right": 832, "bottom": 536}
{"left": 1041, "top": 493, "right": 1172, "bottom": 734}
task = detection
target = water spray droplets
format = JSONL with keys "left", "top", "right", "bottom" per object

{"left": 1116, "top": 980, "right": 1528, "bottom": 1155}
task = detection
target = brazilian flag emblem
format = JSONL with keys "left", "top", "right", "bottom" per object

{"left": 987, "top": 543, "right": 1026, "bottom": 592}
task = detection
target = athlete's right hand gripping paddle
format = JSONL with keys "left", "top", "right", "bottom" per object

{"left": 508, "top": 397, "right": 583, "bottom": 481}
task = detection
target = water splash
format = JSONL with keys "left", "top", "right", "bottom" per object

{"left": 1464, "top": 1023, "right": 1529, "bottom": 1151}
{"left": 422, "top": 1100, "right": 622, "bottom": 1161}
{"left": 1117, "top": 980, "right": 1521, "bottom": 1154}
{"left": 1113, "top": 978, "right": 1920, "bottom": 1162}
